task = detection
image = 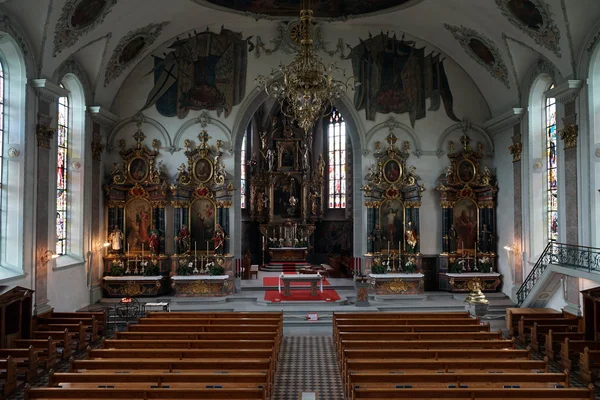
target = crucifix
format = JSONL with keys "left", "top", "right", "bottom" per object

{"left": 385, "top": 132, "right": 397, "bottom": 149}
{"left": 198, "top": 130, "right": 212, "bottom": 150}
{"left": 460, "top": 134, "right": 471, "bottom": 151}
{"left": 133, "top": 129, "right": 146, "bottom": 148}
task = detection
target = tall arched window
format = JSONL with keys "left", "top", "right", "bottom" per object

{"left": 0, "top": 60, "right": 4, "bottom": 217}
{"left": 328, "top": 109, "right": 346, "bottom": 209}
{"left": 241, "top": 133, "right": 246, "bottom": 209}
{"left": 545, "top": 87, "right": 557, "bottom": 242}
{"left": 56, "top": 88, "right": 69, "bottom": 255}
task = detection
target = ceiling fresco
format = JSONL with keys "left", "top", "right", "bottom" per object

{"left": 53, "top": 0, "right": 118, "bottom": 56}
{"left": 445, "top": 24, "right": 511, "bottom": 89}
{"left": 196, "top": 0, "right": 416, "bottom": 18}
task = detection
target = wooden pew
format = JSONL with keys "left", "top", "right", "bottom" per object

{"left": 334, "top": 324, "right": 490, "bottom": 345}
{"left": 35, "top": 323, "right": 86, "bottom": 350}
{"left": 544, "top": 330, "right": 585, "bottom": 360}
{"left": 145, "top": 311, "right": 282, "bottom": 319}
{"left": 37, "top": 318, "right": 99, "bottom": 344}
{"left": 352, "top": 386, "right": 594, "bottom": 399}
{"left": 49, "top": 371, "right": 269, "bottom": 389}
{"left": 529, "top": 322, "right": 579, "bottom": 351}
{"left": 334, "top": 317, "right": 480, "bottom": 326}
{"left": 12, "top": 337, "right": 58, "bottom": 368}
{"left": 127, "top": 324, "right": 281, "bottom": 333}
{"left": 347, "top": 371, "right": 570, "bottom": 399}
{"left": 560, "top": 338, "right": 600, "bottom": 370}
{"left": 0, "top": 347, "right": 39, "bottom": 382}
{"left": 50, "top": 311, "right": 108, "bottom": 336}
{"left": 578, "top": 346, "right": 600, "bottom": 383}
{"left": 506, "top": 308, "right": 564, "bottom": 337}
{"left": 102, "top": 339, "right": 276, "bottom": 350}
{"left": 25, "top": 387, "right": 266, "bottom": 400}
{"left": 341, "top": 348, "right": 531, "bottom": 379}
{"left": 0, "top": 357, "right": 18, "bottom": 398}
{"left": 136, "top": 317, "right": 283, "bottom": 326}
{"left": 517, "top": 316, "right": 580, "bottom": 344}
{"left": 115, "top": 331, "right": 279, "bottom": 341}
{"left": 31, "top": 329, "right": 73, "bottom": 359}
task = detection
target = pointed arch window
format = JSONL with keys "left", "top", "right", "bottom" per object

{"left": 545, "top": 87, "right": 557, "bottom": 242}
{"left": 56, "top": 88, "right": 69, "bottom": 255}
{"left": 328, "top": 109, "right": 346, "bottom": 209}
{"left": 241, "top": 133, "right": 247, "bottom": 209}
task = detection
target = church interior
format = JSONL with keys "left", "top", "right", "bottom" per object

{"left": 1, "top": 0, "right": 600, "bottom": 398}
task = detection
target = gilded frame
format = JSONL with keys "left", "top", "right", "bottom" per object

{"left": 193, "top": 157, "right": 214, "bottom": 183}
{"left": 277, "top": 141, "right": 298, "bottom": 170}
{"left": 456, "top": 158, "right": 476, "bottom": 184}
{"left": 189, "top": 197, "right": 217, "bottom": 250}
{"left": 382, "top": 158, "right": 403, "bottom": 184}
{"left": 127, "top": 157, "right": 150, "bottom": 183}
{"left": 124, "top": 197, "right": 153, "bottom": 253}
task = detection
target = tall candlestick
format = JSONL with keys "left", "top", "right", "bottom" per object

{"left": 195, "top": 241, "right": 197, "bottom": 255}
{"left": 142, "top": 244, "right": 144, "bottom": 259}
{"left": 387, "top": 241, "right": 390, "bottom": 254}
{"left": 462, "top": 241, "right": 464, "bottom": 255}
{"left": 207, "top": 241, "right": 209, "bottom": 254}
{"left": 127, "top": 244, "right": 130, "bottom": 256}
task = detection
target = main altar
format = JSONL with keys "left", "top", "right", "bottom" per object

{"left": 436, "top": 134, "right": 500, "bottom": 292}
{"left": 247, "top": 115, "right": 325, "bottom": 267}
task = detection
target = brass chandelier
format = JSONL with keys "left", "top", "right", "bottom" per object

{"left": 255, "top": 0, "right": 356, "bottom": 133}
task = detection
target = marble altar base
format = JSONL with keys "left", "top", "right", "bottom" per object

{"left": 102, "top": 276, "right": 168, "bottom": 298}
{"left": 171, "top": 275, "right": 230, "bottom": 297}
{"left": 439, "top": 272, "right": 501, "bottom": 292}
{"left": 369, "top": 273, "right": 425, "bottom": 295}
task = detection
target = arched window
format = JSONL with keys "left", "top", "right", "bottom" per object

{"left": 328, "top": 109, "right": 346, "bottom": 209}
{"left": 56, "top": 87, "right": 69, "bottom": 255}
{"left": 545, "top": 86, "right": 557, "bottom": 242}
{"left": 0, "top": 60, "right": 5, "bottom": 218}
{"left": 241, "top": 133, "right": 246, "bottom": 209}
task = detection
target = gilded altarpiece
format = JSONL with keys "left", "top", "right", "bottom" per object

{"left": 436, "top": 134, "right": 500, "bottom": 292}
{"left": 361, "top": 133, "right": 425, "bottom": 294}
{"left": 103, "top": 130, "right": 170, "bottom": 297}
{"left": 170, "top": 130, "right": 235, "bottom": 296}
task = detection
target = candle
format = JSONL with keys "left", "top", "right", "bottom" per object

{"left": 462, "top": 241, "right": 464, "bottom": 255}
{"left": 127, "top": 243, "right": 130, "bottom": 256}
{"left": 207, "top": 241, "right": 209, "bottom": 254}
{"left": 142, "top": 243, "right": 144, "bottom": 259}
{"left": 387, "top": 241, "right": 390, "bottom": 254}
{"left": 195, "top": 241, "right": 197, "bottom": 254}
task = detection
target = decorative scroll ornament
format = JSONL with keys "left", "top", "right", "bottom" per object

{"left": 560, "top": 124, "right": 578, "bottom": 149}
{"left": 36, "top": 124, "right": 55, "bottom": 149}
{"left": 445, "top": 24, "right": 510, "bottom": 89}
{"left": 495, "top": 0, "right": 561, "bottom": 57}
{"left": 104, "top": 22, "right": 169, "bottom": 86}
{"left": 53, "top": 0, "right": 118, "bottom": 56}
{"left": 7, "top": 148, "right": 20, "bottom": 158}
{"left": 509, "top": 142, "right": 522, "bottom": 162}
{"left": 91, "top": 139, "right": 104, "bottom": 161}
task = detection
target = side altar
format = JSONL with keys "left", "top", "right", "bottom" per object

{"left": 436, "top": 133, "right": 500, "bottom": 292}
{"left": 269, "top": 247, "right": 308, "bottom": 263}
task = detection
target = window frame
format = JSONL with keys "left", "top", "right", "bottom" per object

{"left": 327, "top": 109, "right": 346, "bottom": 209}
{"left": 56, "top": 88, "right": 69, "bottom": 256}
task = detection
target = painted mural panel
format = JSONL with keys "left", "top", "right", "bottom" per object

{"left": 190, "top": 198, "right": 216, "bottom": 251}
{"left": 125, "top": 198, "right": 152, "bottom": 252}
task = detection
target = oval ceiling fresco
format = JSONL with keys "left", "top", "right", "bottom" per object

{"left": 70, "top": 0, "right": 111, "bottom": 30}
{"left": 197, "top": 0, "right": 419, "bottom": 18}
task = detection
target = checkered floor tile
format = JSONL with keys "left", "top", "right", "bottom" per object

{"left": 272, "top": 336, "right": 344, "bottom": 400}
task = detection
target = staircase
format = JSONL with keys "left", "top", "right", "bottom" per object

{"left": 260, "top": 262, "right": 311, "bottom": 272}
{"left": 517, "top": 242, "right": 600, "bottom": 308}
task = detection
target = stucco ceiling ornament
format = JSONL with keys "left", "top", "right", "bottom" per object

{"left": 0, "top": 15, "right": 29, "bottom": 57}
{"left": 495, "top": 0, "right": 561, "bottom": 58}
{"left": 53, "top": 0, "right": 118, "bottom": 56}
{"left": 252, "top": 20, "right": 346, "bottom": 59}
{"left": 445, "top": 24, "right": 511, "bottom": 89}
{"left": 104, "top": 22, "right": 169, "bottom": 86}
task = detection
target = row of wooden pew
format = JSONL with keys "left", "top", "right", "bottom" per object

{"left": 0, "top": 309, "right": 106, "bottom": 398}
{"left": 507, "top": 307, "right": 600, "bottom": 384}
{"left": 25, "top": 311, "right": 283, "bottom": 400}
{"left": 335, "top": 311, "right": 595, "bottom": 400}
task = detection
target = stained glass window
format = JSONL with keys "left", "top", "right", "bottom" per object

{"left": 545, "top": 86, "right": 558, "bottom": 242}
{"left": 56, "top": 88, "right": 69, "bottom": 256}
{"left": 0, "top": 61, "right": 4, "bottom": 193}
{"left": 241, "top": 133, "right": 247, "bottom": 209}
{"left": 328, "top": 109, "right": 346, "bottom": 209}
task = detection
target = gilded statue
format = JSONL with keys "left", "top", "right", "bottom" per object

{"left": 317, "top": 154, "right": 325, "bottom": 178}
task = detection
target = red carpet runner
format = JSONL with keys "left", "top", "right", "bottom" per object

{"left": 264, "top": 289, "right": 340, "bottom": 302}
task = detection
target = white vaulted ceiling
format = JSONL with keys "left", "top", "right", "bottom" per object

{"left": 1, "top": 0, "right": 599, "bottom": 117}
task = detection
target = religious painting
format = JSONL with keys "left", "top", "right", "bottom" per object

{"left": 124, "top": 198, "right": 152, "bottom": 253}
{"left": 201, "top": 0, "right": 414, "bottom": 18}
{"left": 379, "top": 199, "right": 404, "bottom": 251}
{"left": 277, "top": 142, "right": 297, "bottom": 170}
{"left": 274, "top": 177, "right": 301, "bottom": 218}
{"left": 193, "top": 158, "right": 213, "bottom": 183}
{"left": 456, "top": 159, "right": 476, "bottom": 184}
{"left": 382, "top": 159, "right": 402, "bottom": 184}
{"left": 453, "top": 199, "right": 478, "bottom": 252}
{"left": 507, "top": 0, "right": 544, "bottom": 31}
{"left": 128, "top": 157, "right": 149, "bottom": 183}
{"left": 71, "top": 0, "right": 111, "bottom": 29}
{"left": 190, "top": 198, "right": 217, "bottom": 251}
{"left": 468, "top": 38, "right": 495, "bottom": 65}
{"left": 143, "top": 27, "right": 249, "bottom": 118}
{"left": 347, "top": 32, "right": 459, "bottom": 126}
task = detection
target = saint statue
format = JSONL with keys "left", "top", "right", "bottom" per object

{"left": 148, "top": 230, "right": 160, "bottom": 255}
{"left": 371, "top": 224, "right": 382, "bottom": 253}
{"left": 266, "top": 148, "right": 275, "bottom": 172}
{"left": 448, "top": 225, "right": 458, "bottom": 253}
{"left": 176, "top": 225, "right": 190, "bottom": 254}
{"left": 109, "top": 225, "right": 123, "bottom": 253}
{"left": 405, "top": 222, "right": 418, "bottom": 253}
{"left": 317, "top": 154, "right": 325, "bottom": 178}
{"left": 480, "top": 224, "right": 494, "bottom": 253}
{"left": 212, "top": 224, "right": 225, "bottom": 255}
{"left": 301, "top": 144, "right": 310, "bottom": 172}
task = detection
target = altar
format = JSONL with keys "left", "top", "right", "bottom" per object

{"left": 369, "top": 273, "right": 424, "bottom": 295}
{"left": 269, "top": 247, "right": 308, "bottom": 263}
{"left": 278, "top": 273, "right": 323, "bottom": 296}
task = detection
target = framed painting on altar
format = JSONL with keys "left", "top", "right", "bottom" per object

{"left": 124, "top": 198, "right": 152, "bottom": 252}
{"left": 456, "top": 159, "right": 476, "bottom": 184}
{"left": 193, "top": 158, "right": 213, "bottom": 183}
{"left": 277, "top": 141, "right": 297, "bottom": 170}
{"left": 379, "top": 199, "right": 404, "bottom": 250}
{"left": 383, "top": 159, "right": 402, "bottom": 184}
{"left": 127, "top": 157, "right": 149, "bottom": 183}
{"left": 453, "top": 198, "right": 478, "bottom": 252}
{"left": 190, "top": 198, "right": 217, "bottom": 250}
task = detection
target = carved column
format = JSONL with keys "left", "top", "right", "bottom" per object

{"left": 547, "top": 80, "right": 583, "bottom": 314}
{"left": 31, "top": 79, "right": 69, "bottom": 315}
{"left": 509, "top": 129, "right": 523, "bottom": 287}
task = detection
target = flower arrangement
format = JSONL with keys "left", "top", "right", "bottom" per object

{"left": 208, "top": 261, "right": 225, "bottom": 276}
{"left": 111, "top": 260, "right": 124, "bottom": 276}
{"left": 268, "top": 238, "right": 280, "bottom": 248}
{"left": 371, "top": 262, "right": 387, "bottom": 275}
{"left": 404, "top": 258, "right": 417, "bottom": 273}
{"left": 449, "top": 258, "right": 462, "bottom": 274}
{"left": 177, "top": 258, "right": 192, "bottom": 276}
{"left": 478, "top": 257, "right": 492, "bottom": 273}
